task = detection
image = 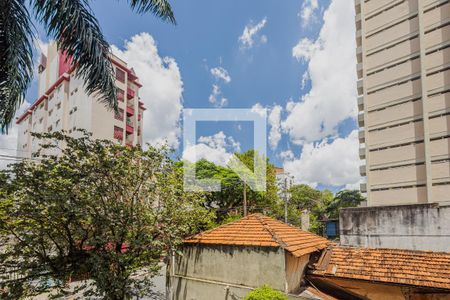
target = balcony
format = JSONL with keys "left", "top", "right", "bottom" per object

{"left": 357, "top": 95, "right": 364, "bottom": 109}
{"left": 127, "top": 88, "right": 135, "bottom": 99}
{"left": 360, "top": 165, "right": 366, "bottom": 176}
{"left": 360, "top": 183, "right": 367, "bottom": 193}
{"left": 126, "top": 124, "right": 134, "bottom": 134}
{"left": 138, "top": 114, "right": 141, "bottom": 121}
{"left": 126, "top": 105, "right": 134, "bottom": 116}
{"left": 117, "top": 89, "right": 125, "bottom": 102}
{"left": 357, "top": 79, "right": 363, "bottom": 95}
{"left": 358, "top": 111, "right": 364, "bottom": 127}
{"left": 126, "top": 141, "right": 133, "bottom": 147}
{"left": 359, "top": 148, "right": 366, "bottom": 159}
{"left": 359, "top": 129, "right": 365, "bottom": 143}
{"left": 114, "top": 126, "right": 123, "bottom": 140}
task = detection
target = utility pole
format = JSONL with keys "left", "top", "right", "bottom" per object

{"left": 243, "top": 179, "right": 247, "bottom": 216}
{"left": 283, "top": 174, "right": 294, "bottom": 223}
{"left": 284, "top": 176, "right": 288, "bottom": 223}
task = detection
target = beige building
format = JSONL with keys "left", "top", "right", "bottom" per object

{"left": 357, "top": 0, "right": 450, "bottom": 206}
{"left": 16, "top": 42, "right": 145, "bottom": 157}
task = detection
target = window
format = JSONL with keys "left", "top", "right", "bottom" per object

{"left": 48, "top": 94, "right": 54, "bottom": 102}
{"left": 114, "top": 108, "right": 124, "bottom": 121}
{"left": 48, "top": 125, "right": 52, "bottom": 132}
{"left": 117, "top": 88, "right": 125, "bottom": 102}
{"left": 48, "top": 109, "right": 53, "bottom": 116}
{"left": 115, "top": 68, "right": 126, "bottom": 83}
{"left": 39, "top": 118, "right": 43, "bottom": 124}
{"left": 56, "top": 102, "right": 61, "bottom": 110}
{"left": 55, "top": 120, "right": 60, "bottom": 128}
{"left": 114, "top": 126, "right": 123, "bottom": 140}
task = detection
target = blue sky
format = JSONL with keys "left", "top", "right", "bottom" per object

{"left": 14, "top": 0, "right": 360, "bottom": 191}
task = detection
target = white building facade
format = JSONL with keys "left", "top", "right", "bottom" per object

{"left": 16, "top": 43, "right": 145, "bottom": 157}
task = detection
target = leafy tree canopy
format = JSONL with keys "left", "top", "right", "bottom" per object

{"left": 0, "top": 131, "right": 212, "bottom": 299}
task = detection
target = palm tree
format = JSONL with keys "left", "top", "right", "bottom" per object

{"left": 0, "top": 0, "right": 175, "bottom": 133}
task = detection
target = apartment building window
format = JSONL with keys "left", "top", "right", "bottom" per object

{"left": 48, "top": 109, "right": 53, "bottom": 116}
{"left": 39, "top": 117, "right": 43, "bottom": 124}
{"left": 117, "top": 88, "right": 125, "bottom": 102}
{"left": 114, "top": 108, "right": 124, "bottom": 121}
{"left": 116, "top": 68, "right": 126, "bottom": 83}
{"left": 114, "top": 126, "right": 124, "bottom": 140}
{"left": 48, "top": 94, "right": 54, "bottom": 102}
{"left": 48, "top": 125, "right": 52, "bottom": 132}
{"left": 55, "top": 120, "right": 60, "bottom": 128}
{"left": 56, "top": 102, "right": 61, "bottom": 110}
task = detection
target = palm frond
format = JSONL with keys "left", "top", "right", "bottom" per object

{"left": 33, "top": 0, "right": 117, "bottom": 111}
{"left": 0, "top": 0, "right": 34, "bottom": 133}
{"left": 127, "top": 0, "right": 176, "bottom": 24}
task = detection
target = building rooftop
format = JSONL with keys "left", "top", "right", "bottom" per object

{"left": 184, "top": 213, "right": 330, "bottom": 257}
{"left": 309, "top": 246, "right": 450, "bottom": 290}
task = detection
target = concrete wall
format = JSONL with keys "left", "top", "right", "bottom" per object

{"left": 170, "top": 244, "right": 286, "bottom": 300}
{"left": 340, "top": 203, "right": 450, "bottom": 251}
{"left": 170, "top": 244, "right": 315, "bottom": 300}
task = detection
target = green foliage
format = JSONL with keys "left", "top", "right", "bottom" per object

{"left": 186, "top": 149, "right": 281, "bottom": 224}
{"left": 243, "top": 285, "right": 288, "bottom": 300}
{"left": 326, "top": 189, "right": 365, "bottom": 219}
{"left": 0, "top": 131, "right": 212, "bottom": 299}
{"left": 0, "top": 0, "right": 175, "bottom": 132}
{"left": 287, "top": 185, "right": 365, "bottom": 235}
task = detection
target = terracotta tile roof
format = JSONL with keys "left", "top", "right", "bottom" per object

{"left": 310, "top": 246, "right": 450, "bottom": 290}
{"left": 184, "top": 213, "right": 330, "bottom": 257}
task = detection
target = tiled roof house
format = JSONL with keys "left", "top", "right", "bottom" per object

{"left": 169, "top": 214, "right": 450, "bottom": 300}
{"left": 309, "top": 246, "right": 450, "bottom": 299}
{"left": 169, "top": 213, "right": 331, "bottom": 300}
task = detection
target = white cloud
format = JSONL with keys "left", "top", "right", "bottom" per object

{"left": 251, "top": 103, "right": 266, "bottom": 117}
{"left": 301, "top": 71, "right": 309, "bottom": 90}
{"left": 111, "top": 32, "right": 183, "bottom": 147}
{"left": 210, "top": 67, "right": 231, "bottom": 83}
{"left": 283, "top": 0, "right": 357, "bottom": 143}
{"left": 239, "top": 17, "right": 268, "bottom": 49}
{"left": 283, "top": 130, "right": 360, "bottom": 188}
{"left": 35, "top": 38, "right": 49, "bottom": 57}
{"left": 268, "top": 105, "right": 282, "bottom": 150}
{"left": 0, "top": 101, "right": 31, "bottom": 170}
{"left": 208, "top": 84, "right": 228, "bottom": 108}
{"left": 344, "top": 180, "right": 361, "bottom": 191}
{"left": 292, "top": 37, "right": 320, "bottom": 62}
{"left": 183, "top": 131, "right": 240, "bottom": 166}
{"left": 300, "top": 0, "right": 319, "bottom": 27}
{"left": 279, "top": 150, "right": 294, "bottom": 161}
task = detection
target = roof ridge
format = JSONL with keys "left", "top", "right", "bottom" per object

{"left": 255, "top": 214, "right": 288, "bottom": 249}
{"left": 185, "top": 214, "right": 254, "bottom": 240}
{"left": 334, "top": 245, "right": 450, "bottom": 255}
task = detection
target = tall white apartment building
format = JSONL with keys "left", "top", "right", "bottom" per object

{"left": 16, "top": 43, "right": 145, "bottom": 157}
{"left": 356, "top": 0, "right": 450, "bottom": 206}
{"left": 340, "top": 0, "right": 450, "bottom": 252}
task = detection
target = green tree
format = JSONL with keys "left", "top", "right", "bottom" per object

{"left": 0, "top": 0, "right": 175, "bottom": 132}
{"left": 287, "top": 184, "right": 333, "bottom": 234}
{"left": 243, "top": 285, "right": 288, "bottom": 300}
{"left": 0, "top": 131, "right": 212, "bottom": 299}
{"left": 326, "top": 189, "right": 365, "bottom": 219}
{"left": 189, "top": 150, "right": 281, "bottom": 224}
